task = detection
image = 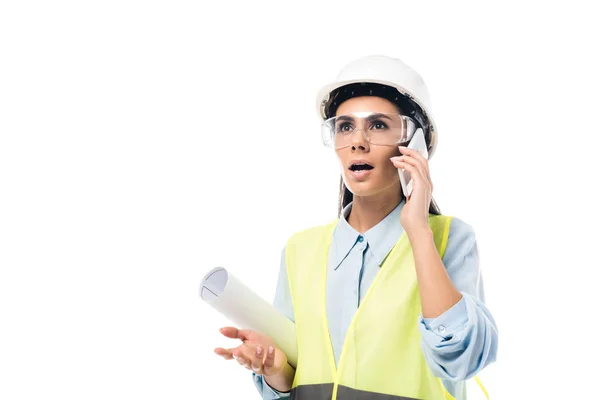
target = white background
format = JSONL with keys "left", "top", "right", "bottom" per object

{"left": 1, "top": 1, "right": 599, "bottom": 399}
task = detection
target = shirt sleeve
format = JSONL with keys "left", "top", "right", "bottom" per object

{"left": 418, "top": 218, "right": 499, "bottom": 381}
{"left": 252, "top": 246, "right": 294, "bottom": 399}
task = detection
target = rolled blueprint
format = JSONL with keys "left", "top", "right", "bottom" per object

{"left": 200, "top": 267, "right": 298, "bottom": 367}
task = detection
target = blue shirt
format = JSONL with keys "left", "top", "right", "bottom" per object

{"left": 253, "top": 200, "right": 498, "bottom": 399}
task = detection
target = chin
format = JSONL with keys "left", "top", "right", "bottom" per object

{"left": 344, "top": 180, "right": 383, "bottom": 197}
{"left": 344, "top": 175, "right": 399, "bottom": 198}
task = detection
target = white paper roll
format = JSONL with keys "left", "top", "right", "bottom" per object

{"left": 200, "top": 267, "right": 298, "bottom": 368}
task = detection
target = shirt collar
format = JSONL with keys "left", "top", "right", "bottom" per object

{"left": 332, "top": 199, "right": 406, "bottom": 270}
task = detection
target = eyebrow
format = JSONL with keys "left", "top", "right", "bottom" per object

{"left": 335, "top": 115, "right": 355, "bottom": 123}
{"left": 366, "top": 113, "right": 393, "bottom": 122}
{"left": 336, "top": 113, "right": 393, "bottom": 122}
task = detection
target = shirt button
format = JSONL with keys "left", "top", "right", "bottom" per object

{"left": 438, "top": 325, "right": 446, "bottom": 333}
{"left": 357, "top": 235, "right": 364, "bottom": 243}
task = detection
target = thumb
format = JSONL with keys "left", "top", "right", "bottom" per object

{"left": 219, "top": 327, "right": 253, "bottom": 341}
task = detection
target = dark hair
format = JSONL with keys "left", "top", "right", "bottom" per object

{"left": 338, "top": 177, "right": 441, "bottom": 216}
{"left": 329, "top": 82, "right": 442, "bottom": 217}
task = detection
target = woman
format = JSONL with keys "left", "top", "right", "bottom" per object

{"left": 215, "top": 55, "right": 498, "bottom": 400}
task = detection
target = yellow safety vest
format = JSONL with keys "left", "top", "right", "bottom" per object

{"left": 285, "top": 214, "right": 470, "bottom": 400}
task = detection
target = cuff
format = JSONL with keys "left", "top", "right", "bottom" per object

{"left": 420, "top": 296, "right": 468, "bottom": 340}
{"left": 253, "top": 372, "right": 291, "bottom": 399}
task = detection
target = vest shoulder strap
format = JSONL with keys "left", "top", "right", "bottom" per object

{"left": 286, "top": 219, "right": 338, "bottom": 250}
{"left": 428, "top": 214, "right": 453, "bottom": 259}
{"left": 286, "top": 215, "right": 452, "bottom": 258}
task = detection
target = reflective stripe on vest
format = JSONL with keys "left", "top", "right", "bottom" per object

{"left": 286, "top": 215, "right": 455, "bottom": 400}
{"left": 290, "top": 384, "right": 445, "bottom": 400}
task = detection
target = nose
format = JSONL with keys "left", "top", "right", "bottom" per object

{"left": 351, "top": 128, "right": 370, "bottom": 152}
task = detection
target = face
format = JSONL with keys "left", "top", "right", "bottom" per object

{"left": 334, "top": 96, "right": 402, "bottom": 198}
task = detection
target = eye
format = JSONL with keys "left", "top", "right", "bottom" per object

{"left": 336, "top": 122, "right": 354, "bottom": 133}
{"left": 370, "top": 120, "right": 388, "bottom": 130}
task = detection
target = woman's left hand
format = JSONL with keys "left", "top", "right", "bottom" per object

{"left": 390, "top": 146, "right": 433, "bottom": 234}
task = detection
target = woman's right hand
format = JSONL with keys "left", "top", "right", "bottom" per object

{"left": 214, "top": 327, "right": 288, "bottom": 377}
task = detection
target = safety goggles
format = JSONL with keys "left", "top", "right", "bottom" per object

{"left": 321, "top": 112, "right": 419, "bottom": 150}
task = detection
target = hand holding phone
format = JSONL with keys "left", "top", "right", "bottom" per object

{"left": 398, "top": 128, "right": 428, "bottom": 198}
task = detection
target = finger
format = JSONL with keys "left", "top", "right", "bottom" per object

{"left": 397, "top": 148, "right": 429, "bottom": 174}
{"left": 399, "top": 146, "right": 428, "bottom": 164}
{"left": 214, "top": 347, "right": 234, "bottom": 360}
{"left": 219, "top": 327, "right": 239, "bottom": 339}
{"left": 236, "top": 342, "right": 264, "bottom": 371}
{"left": 392, "top": 160, "right": 430, "bottom": 196}
{"left": 219, "top": 327, "right": 252, "bottom": 342}
{"left": 399, "top": 147, "right": 432, "bottom": 188}
{"left": 399, "top": 146, "right": 430, "bottom": 177}
{"left": 398, "top": 156, "right": 430, "bottom": 186}
{"left": 232, "top": 348, "right": 252, "bottom": 369}
{"left": 251, "top": 345, "right": 264, "bottom": 374}
{"left": 392, "top": 154, "right": 433, "bottom": 189}
{"left": 391, "top": 157, "right": 426, "bottom": 183}
{"left": 263, "top": 346, "right": 276, "bottom": 374}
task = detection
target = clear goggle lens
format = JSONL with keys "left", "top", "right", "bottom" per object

{"left": 322, "top": 112, "right": 419, "bottom": 149}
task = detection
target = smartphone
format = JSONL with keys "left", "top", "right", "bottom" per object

{"left": 398, "top": 127, "right": 428, "bottom": 198}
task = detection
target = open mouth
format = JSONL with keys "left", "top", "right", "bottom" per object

{"left": 349, "top": 163, "right": 374, "bottom": 171}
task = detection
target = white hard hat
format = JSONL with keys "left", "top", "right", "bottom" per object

{"left": 316, "top": 55, "right": 438, "bottom": 157}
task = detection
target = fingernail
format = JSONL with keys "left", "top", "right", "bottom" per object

{"left": 256, "top": 346, "right": 263, "bottom": 356}
{"left": 268, "top": 346, "right": 274, "bottom": 355}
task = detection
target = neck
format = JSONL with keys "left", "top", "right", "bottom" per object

{"left": 347, "top": 183, "right": 403, "bottom": 233}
